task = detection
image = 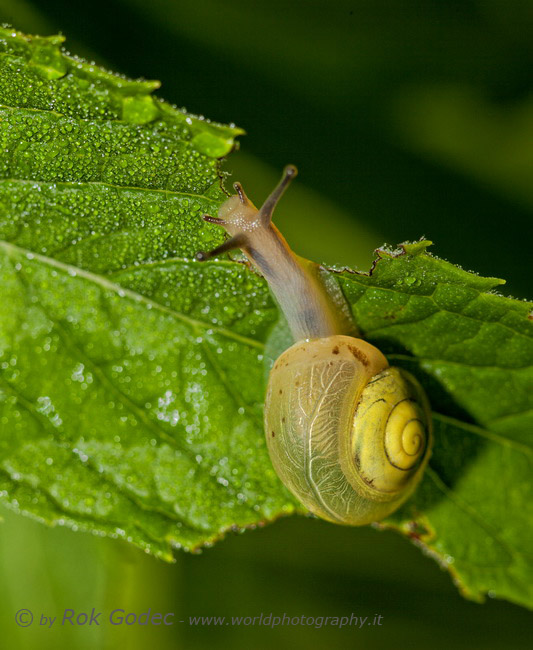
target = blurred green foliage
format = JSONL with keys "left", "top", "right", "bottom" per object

{"left": 0, "top": 0, "right": 532, "bottom": 648}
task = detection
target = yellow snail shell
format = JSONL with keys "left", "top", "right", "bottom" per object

{"left": 264, "top": 335, "right": 431, "bottom": 525}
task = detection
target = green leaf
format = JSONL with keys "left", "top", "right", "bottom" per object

{"left": 0, "top": 243, "right": 295, "bottom": 559}
{"left": 333, "top": 244, "right": 533, "bottom": 608}
{"left": 0, "top": 25, "right": 293, "bottom": 560}
{"left": 0, "top": 27, "right": 532, "bottom": 610}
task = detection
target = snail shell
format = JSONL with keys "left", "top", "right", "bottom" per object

{"left": 264, "top": 336, "right": 431, "bottom": 525}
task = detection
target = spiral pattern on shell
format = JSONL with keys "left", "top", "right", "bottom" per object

{"left": 349, "top": 366, "right": 431, "bottom": 497}
{"left": 386, "top": 400, "right": 426, "bottom": 468}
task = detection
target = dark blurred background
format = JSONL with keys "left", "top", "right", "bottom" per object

{"left": 0, "top": 1, "right": 532, "bottom": 648}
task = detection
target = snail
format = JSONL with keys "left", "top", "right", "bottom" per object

{"left": 196, "top": 166, "right": 432, "bottom": 525}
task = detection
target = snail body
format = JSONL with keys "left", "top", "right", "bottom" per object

{"left": 197, "top": 166, "right": 432, "bottom": 525}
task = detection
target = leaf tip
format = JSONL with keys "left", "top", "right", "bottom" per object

{"left": 400, "top": 238, "right": 434, "bottom": 256}
{"left": 374, "top": 238, "right": 433, "bottom": 261}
